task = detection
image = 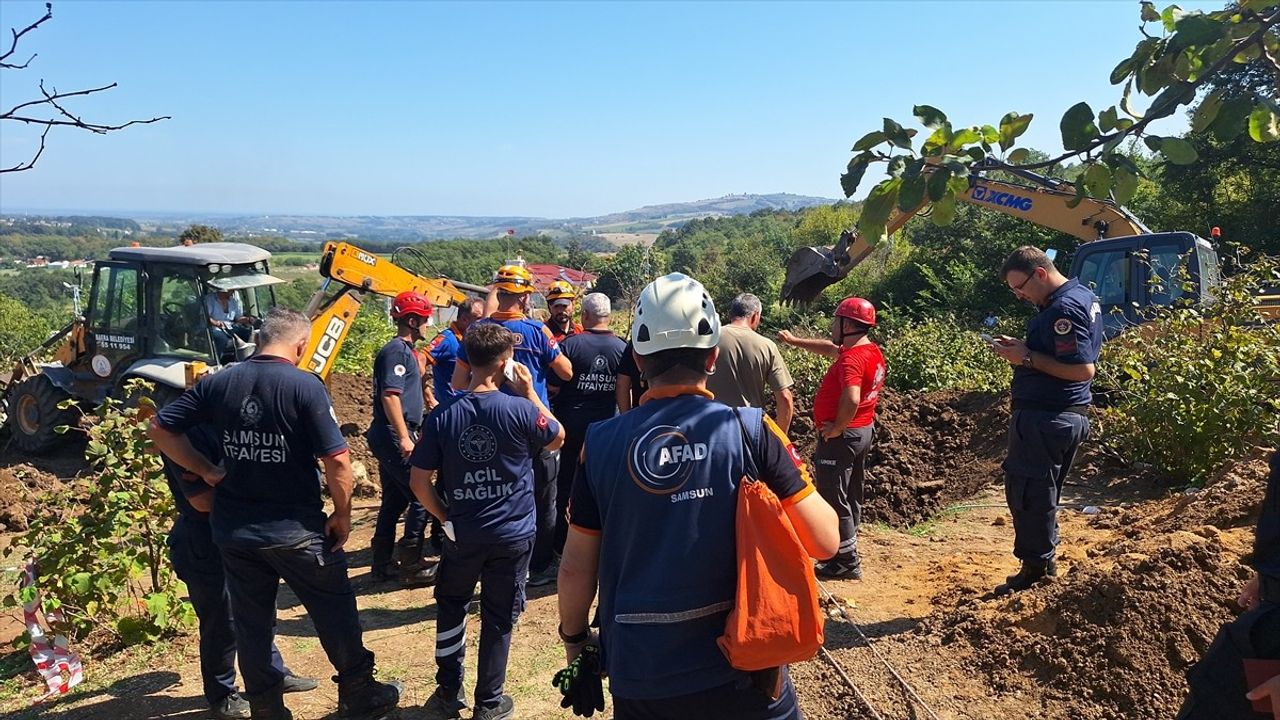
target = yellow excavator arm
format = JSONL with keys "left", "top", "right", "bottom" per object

{"left": 782, "top": 162, "right": 1150, "bottom": 303}
{"left": 300, "top": 242, "right": 475, "bottom": 379}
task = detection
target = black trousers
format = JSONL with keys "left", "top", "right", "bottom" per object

{"left": 613, "top": 668, "right": 802, "bottom": 720}
{"left": 530, "top": 448, "right": 561, "bottom": 573}
{"left": 433, "top": 537, "right": 533, "bottom": 710}
{"left": 1002, "top": 409, "right": 1090, "bottom": 562}
{"left": 169, "top": 517, "right": 290, "bottom": 705}
{"left": 814, "top": 426, "right": 874, "bottom": 565}
{"left": 552, "top": 409, "right": 611, "bottom": 554}
{"left": 1176, "top": 599, "right": 1280, "bottom": 719}
{"left": 371, "top": 435, "right": 428, "bottom": 544}
{"left": 219, "top": 535, "right": 374, "bottom": 695}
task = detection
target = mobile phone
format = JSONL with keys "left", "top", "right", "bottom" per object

{"left": 503, "top": 358, "right": 517, "bottom": 383}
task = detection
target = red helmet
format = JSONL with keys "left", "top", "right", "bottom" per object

{"left": 390, "top": 291, "right": 433, "bottom": 321}
{"left": 834, "top": 297, "right": 876, "bottom": 327}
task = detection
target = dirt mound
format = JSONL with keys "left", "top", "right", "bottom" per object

{"left": 326, "top": 372, "right": 378, "bottom": 497}
{"left": 860, "top": 390, "right": 1009, "bottom": 527}
{"left": 0, "top": 464, "right": 61, "bottom": 532}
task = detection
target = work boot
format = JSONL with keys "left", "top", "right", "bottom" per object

{"left": 211, "top": 692, "right": 251, "bottom": 720}
{"left": 397, "top": 537, "right": 438, "bottom": 587}
{"left": 421, "top": 685, "right": 467, "bottom": 720}
{"left": 336, "top": 670, "right": 401, "bottom": 719}
{"left": 996, "top": 559, "right": 1057, "bottom": 595}
{"left": 472, "top": 694, "right": 515, "bottom": 720}
{"left": 281, "top": 674, "right": 318, "bottom": 694}
{"left": 369, "top": 537, "right": 399, "bottom": 583}
{"left": 815, "top": 557, "right": 862, "bottom": 581}
{"left": 244, "top": 686, "right": 292, "bottom": 720}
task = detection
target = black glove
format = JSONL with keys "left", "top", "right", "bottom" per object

{"left": 551, "top": 643, "right": 605, "bottom": 717}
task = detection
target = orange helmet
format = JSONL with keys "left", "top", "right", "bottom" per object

{"left": 493, "top": 264, "right": 536, "bottom": 294}
{"left": 390, "top": 291, "right": 433, "bottom": 320}
{"left": 546, "top": 280, "right": 576, "bottom": 303}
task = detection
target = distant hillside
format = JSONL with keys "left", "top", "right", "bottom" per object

{"left": 2, "top": 193, "right": 841, "bottom": 244}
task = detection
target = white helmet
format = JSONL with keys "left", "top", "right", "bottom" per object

{"left": 631, "top": 273, "right": 720, "bottom": 355}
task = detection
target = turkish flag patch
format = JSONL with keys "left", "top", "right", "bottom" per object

{"left": 537, "top": 413, "right": 550, "bottom": 430}
{"left": 786, "top": 443, "right": 804, "bottom": 468}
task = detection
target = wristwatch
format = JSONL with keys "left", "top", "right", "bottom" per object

{"left": 558, "top": 624, "right": 589, "bottom": 644}
{"left": 1021, "top": 351, "right": 1034, "bottom": 368}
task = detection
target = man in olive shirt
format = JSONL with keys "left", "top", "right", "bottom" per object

{"left": 706, "top": 293, "right": 795, "bottom": 432}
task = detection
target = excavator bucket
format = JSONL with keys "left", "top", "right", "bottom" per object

{"left": 781, "top": 245, "right": 844, "bottom": 304}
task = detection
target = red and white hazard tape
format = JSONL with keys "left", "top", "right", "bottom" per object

{"left": 21, "top": 562, "right": 84, "bottom": 702}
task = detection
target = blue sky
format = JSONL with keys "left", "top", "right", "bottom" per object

{"left": 0, "top": 0, "right": 1212, "bottom": 218}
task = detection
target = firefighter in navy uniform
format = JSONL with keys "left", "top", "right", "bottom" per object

{"left": 160, "top": 424, "right": 317, "bottom": 720}
{"left": 451, "top": 264, "right": 573, "bottom": 587}
{"left": 150, "top": 309, "right": 401, "bottom": 720}
{"left": 411, "top": 322, "right": 565, "bottom": 720}
{"left": 556, "top": 273, "right": 840, "bottom": 720}
{"left": 1177, "top": 449, "right": 1280, "bottom": 719}
{"left": 988, "top": 246, "right": 1102, "bottom": 594}
{"left": 367, "top": 291, "right": 437, "bottom": 587}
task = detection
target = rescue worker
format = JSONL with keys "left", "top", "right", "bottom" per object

{"left": 367, "top": 291, "right": 437, "bottom": 587}
{"left": 557, "top": 273, "right": 839, "bottom": 719}
{"left": 988, "top": 246, "right": 1102, "bottom": 594}
{"left": 615, "top": 339, "right": 647, "bottom": 413}
{"left": 161, "top": 424, "right": 317, "bottom": 720}
{"left": 1176, "top": 448, "right": 1280, "bottom": 719}
{"left": 150, "top": 308, "right": 401, "bottom": 720}
{"left": 546, "top": 280, "right": 584, "bottom": 342}
{"left": 541, "top": 292, "right": 625, "bottom": 582}
{"left": 451, "top": 264, "right": 573, "bottom": 585}
{"left": 778, "top": 297, "right": 885, "bottom": 580}
{"left": 707, "top": 293, "right": 796, "bottom": 433}
{"left": 427, "top": 297, "right": 485, "bottom": 404}
{"left": 411, "top": 322, "right": 565, "bottom": 720}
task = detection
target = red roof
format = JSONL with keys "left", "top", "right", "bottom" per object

{"left": 525, "top": 264, "right": 598, "bottom": 292}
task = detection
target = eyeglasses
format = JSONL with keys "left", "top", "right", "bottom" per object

{"left": 1009, "top": 272, "right": 1035, "bottom": 294}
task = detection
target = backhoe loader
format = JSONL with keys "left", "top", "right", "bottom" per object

{"left": 782, "top": 159, "right": 1279, "bottom": 330}
{"left": 0, "top": 241, "right": 484, "bottom": 453}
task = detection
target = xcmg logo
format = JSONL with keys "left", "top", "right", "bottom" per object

{"left": 308, "top": 316, "right": 346, "bottom": 373}
{"left": 971, "top": 186, "right": 1033, "bottom": 212}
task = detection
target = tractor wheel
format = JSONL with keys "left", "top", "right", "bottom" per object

{"left": 8, "top": 375, "right": 75, "bottom": 454}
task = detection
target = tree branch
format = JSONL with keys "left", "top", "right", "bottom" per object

{"left": 1, "top": 124, "right": 51, "bottom": 173}
{"left": 0, "top": 2, "right": 52, "bottom": 69}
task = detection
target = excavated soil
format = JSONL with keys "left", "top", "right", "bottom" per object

{"left": 326, "top": 372, "right": 379, "bottom": 497}
{"left": 0, "top": 464, "right": 61, "bottom": 533}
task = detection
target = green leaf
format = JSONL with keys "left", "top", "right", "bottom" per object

{"left": 857, "top": 178, "right": 901, "bottom": 240}
{"left": 1113, "top": 167, "right": 1139, "bottom": 205}
{"left": 950, "top": 126, "right": 982, "bottom": 147}
{"left": 1160, "top": 4, "right": 1185, "bottom": 33}
{"left": 898, "top": 171, "right": 927, "bottom": 212}
{"left": 998, "top": 112, "right": 1033, "bottom": 151}
{"left": 1159, "top": 137, "right": 1200, "bottom": 164}
{"left": 1110, "top": 56, "right": 1135, "bottom": 85}
{"left": 1140, "top": 1, "right": 1160, "bottom": 22}
{"left": 1121, "top": 80, "right": 1143, "bottom": 120}
{"left": 1212, "top": 96, "right": 1254, "bottom": 141}
{"left": 1171, "top": 14, "right": 1223, "bottom": 51}
{"left": 980, "top": 125, "right": 1000, "bottom": 145}
{"left": 852, "top": 131, "right": 887, "bottom": 152}
{"left": 1148, "top": 81, "right": 1196, "bottom": 122}
{"left": 921, "top": 124, "right": 951, "bottom": 157}
{"left": 887, "top": 155, "right": 909, "bottom": 178}
{"left": 912, "top": 105, "right": 947, "bottom": 129}
{"left": 929, "top": 192, "right": 957, "bottom": 226}
{"left": 1099, "top": 106, "right": 1120, "bottom": 133}
{"left": 1249, "top": 104, "right": 1280, "bottom": 142}
{"left": 1084, "top": 163, "right": 1113, "bottom": 198}
{"left": 883, "top": 118, "right": 912, "bottom": 149}
{"left": 1144, "top": 135, "right": 1165, "bottom": 152}
{"left": 926, "top": 167, "right": 953, "bottom": 202}
{"left": 840, "top": 154, "right": 872, "bottom": 198}
{"left": 1192, "top": 89, "right": 1225, "bottom": 133}
{"left": 69, "top": 572, "right": 93, "bottom": 596}
{"left": 1007, "top": 148, "right": 1031, "bottom": 164}
{"left": 1066, "top": 177, "right": 1088, "bottom": 209}
{"left": 1060, "top": 102, "right": 1099, "bottom": 151}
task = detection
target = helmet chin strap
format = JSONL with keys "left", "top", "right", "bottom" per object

{"left": 836, "top": 318, "right": 868, "bottom": 345}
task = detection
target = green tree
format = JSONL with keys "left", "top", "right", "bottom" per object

{"left": 177, "top": 224, "right": 224, "bottom": 245}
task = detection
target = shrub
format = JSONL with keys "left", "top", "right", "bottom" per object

{"left": 0, "top": 292, "right": 63, "bottom": 366}
{"left": 1, "top": 380, "right": 195, "bottom": 647}
{"left": 880, "top": 316, "right": 1011, "bottom": 393}
{"left": 1096, "top": 258, "right": 1280, "bottom": 484}
{"left": 332, "top": 300, "right": 393, "bottom": 375}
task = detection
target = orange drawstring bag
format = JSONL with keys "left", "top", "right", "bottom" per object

{"left": 717, "top": 409, "right": 824, "bottom": 672}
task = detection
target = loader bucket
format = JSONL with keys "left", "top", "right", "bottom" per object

{"left": 781, "top": 245, "right": 843, "bottom": 304}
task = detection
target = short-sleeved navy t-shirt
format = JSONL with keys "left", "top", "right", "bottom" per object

{"left": 160, "top": 424, "right": 221, "bottom": 523}
{"left": 409, "top": 390, "right": 560, "bottom": 544}
{"left": 617, "top": 342, "right": 648, "bottom": 408}
{"left": 1012, "top": 278, "right": 1104, "bottom": 409}
{"left": 368, "top": 337, "right": 423, "bottom": 447}
{"left": 155, "top": 355, "right": 349, "bottom": 548}
{"left": 1256, "top": 450, "right": 1280, "bottom": 581}
{"left": 456, "top": 313, "right": 561, "bottom": 406}
{"left": 551, "top": 329, "right": 625, "bottom": 416}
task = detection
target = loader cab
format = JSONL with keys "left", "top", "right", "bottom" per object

{"left": 1069, "top": 232, "right": 1219, "bottom": 338}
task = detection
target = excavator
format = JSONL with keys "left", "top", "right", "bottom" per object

{"left": 0, "top": 241, "right": 486, "bottom": 453}
{"left": 782, "top": 159, "right": 1280, "bottom": 329}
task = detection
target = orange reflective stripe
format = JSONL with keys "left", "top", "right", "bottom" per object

{"left": 639, "top": 385, "right": 713, "bottom": 405}
{"left": 491, "top": 311, "right": 525, "bottom": 321}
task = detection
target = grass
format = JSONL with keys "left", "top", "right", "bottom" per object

{"left": 906, "top": 505, "right": 970, "bottom": 538}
